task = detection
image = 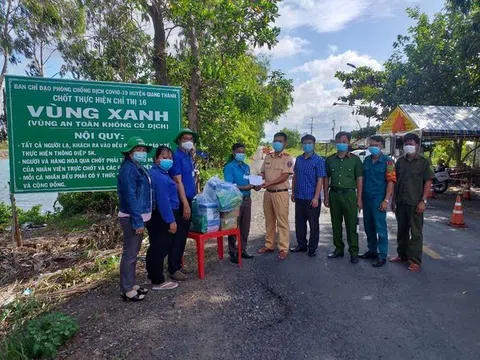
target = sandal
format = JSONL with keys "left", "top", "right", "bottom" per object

{"left": 133, "top": 285, "right": 149, "bottom": 295}
{"left": 120, "top": 291, "right": 145, "bottom": 302}
{"left": 152, "top": 281, "right": 178, "bottom": 291}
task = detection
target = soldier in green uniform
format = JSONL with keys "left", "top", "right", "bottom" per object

{"left": 325, "top": 132, "right": 364, "bottom": 264}
{"left": 390, "top": 133, "right": 434, "bottom": 272}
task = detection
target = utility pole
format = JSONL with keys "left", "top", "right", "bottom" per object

{"left": 310, "top": 117, "right": 314, "bottom": 135}
{"left": 339, "top": 126, "right": 343, "bottom": 132}
{"left": 332, "top": 119, "right": 336, "bottom": 140}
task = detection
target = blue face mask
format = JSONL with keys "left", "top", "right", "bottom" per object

{"left": 235, "top": 153, "right": 246, "bottom": 162}
{"left": 159, "top": 159, "right": 173, "bottom": 171}
{"left": 368, "top": 146, "right": 381, "bottom": 156}
{"left": 272, "top": 141, "right": 284, "bottom": 152}
{"left": 303, "top": 143, "right": 314, "bottom": 153}
{"left": 133, "top": 151, "right": 147, "bottom": 163}
{"left": 336, "top": 143, "right": 348, "bottom": 153}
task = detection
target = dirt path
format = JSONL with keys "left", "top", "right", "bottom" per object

{"left": 58, "top": 189, "right": 289, "bottom": 359}
{"left": 59, "top": 149, "right": 284, "bottom": 359}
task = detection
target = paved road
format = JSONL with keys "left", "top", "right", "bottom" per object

{"left": 241, "top": 196, "right": 480, "bottom": 360}
{"left": 60, "top": 150, "right": 480, "bottom": 359}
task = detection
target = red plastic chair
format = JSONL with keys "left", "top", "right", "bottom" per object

{"left": 186, "top": 228, "right": 242, "bottom": 279}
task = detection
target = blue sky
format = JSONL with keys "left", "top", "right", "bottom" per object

{"left": 5, "top": 0, "right": 445, "bottom": 141}
{"left": 257, "top": 0, "right": 445, "bottom": 140}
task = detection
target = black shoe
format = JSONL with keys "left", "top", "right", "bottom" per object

{"left": 241, "top": 252, "right": 254, "bottom": 259}
{"left": 308, "top": 250, "right": 317, "bottom": 257}
{"left": 372, "top": 259, "right": 386, "bottom": 268}
{"left": 229, "top": 253, "right": 239, "bottom": 264}
{"left": 290, "top": 246, "right": 308, "bottom": 253}
{"left": 328, "top": 250, "right": 344, "bottom": 259}
{"left": 359, "top": 251, "right": 377, "bottom": 260}
{"left": 350, "top": 255, "right": 359, "bottom": 264}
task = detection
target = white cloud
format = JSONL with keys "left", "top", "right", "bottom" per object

{"left": 264, "top": 50, "right": 382, "bottom": 141}
{"left": 254, "top": 35, "right": 310, "bottom": 58}
{"left": 327, "top": 44, "right": 339, "bottom": 54}
{"left": 276, "top": 0, "right": 415, "bottom": 33}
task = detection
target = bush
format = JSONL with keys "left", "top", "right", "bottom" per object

{"left": 0, "top": 203, "right": 52, "bottom": 228}
{"left": 198, "top": 166, "right": 223, "bottom": 189}
{"left": 0, "top": 202, "right": 10, "bottom": 227}
{"left": 1, "top": 312, "right": 79, "bottom": 360}
{"left": 57, "top": 191, "right": 118, "bottom": 216}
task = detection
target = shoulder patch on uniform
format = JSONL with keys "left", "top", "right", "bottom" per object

{"left": 387, "top": 161, "right": 395, "bottom": 172}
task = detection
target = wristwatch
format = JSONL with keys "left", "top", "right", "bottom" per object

{"left": 383, "top": 199, "right": 390, "bottom": 203}
{"left": 422, "top": 199, "right": 427, "bottom": 204}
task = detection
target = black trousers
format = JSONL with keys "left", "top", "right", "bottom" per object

{"left": 168, "top": 198, "right": 192, "bottom": 274}
{"left": 228, "top": 197, "right": 252, "bottom": 255}
{"left": 146, "top": 210, "right": 176, "bottom": 284}
{"left": 295, "top": 198, "right": 321, "bottom": 251}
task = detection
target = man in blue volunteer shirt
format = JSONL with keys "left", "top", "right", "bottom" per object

{"left": 290, "top": 134, "right": 327, "bottom": 257}
{"left": 169, "top": 128, "right": 199, "bottom": 281}
{"left": 359, "top": 136, "right": 396, "bottom": 268}
{"left": 224, "top": 143, "right": 260, "bottom": 264}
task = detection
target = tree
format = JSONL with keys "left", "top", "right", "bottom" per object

{"left": 279, "top": 128, "right": 301, "bottom": 149}
{"left": 448, "top": 0, "right": 480, "bottom": 13}
{"left": 351, "top": 126, "right": 378, "bottom": 141}
{"left": 60, "top": 0, "right": 151, "bottom": 82}
{"left": 335, "top": 67, "right": 390, "bottom": 123}
{"left": 335, "top": 2, "right": 480, "bottom": 166}
{"left": 167, "top": 50, "right": 293, "bottom": 165}
{"left": 19, "top": 0, "right": 82, "bottom": 77}
{"left": 144, "top": 0, "right": 169, "bottom": 85}
{"left": 166, "top": 0, "right": 282, "bottom": 131}
{"left": 0, "top": 0, "right": 29, "bottom": 88}
{"left": 267, "top": 70, "right": 294, "bottom": 122}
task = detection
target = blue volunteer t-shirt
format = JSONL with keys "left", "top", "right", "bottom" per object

{"left": 224, "top": 160, "right": 251, "bottom": 196}
{"left": 149, "top": 164, "right": 179, "bottom": 224}
{"left": 169, "top": 148, "right": 196, "bottom": 200}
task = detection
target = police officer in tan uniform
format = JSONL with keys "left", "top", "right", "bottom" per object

{"left": 258, "top": 132, "right": 294, "bottom": 260}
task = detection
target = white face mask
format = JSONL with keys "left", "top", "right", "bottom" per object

{"left": 404, "top": 145, "right": 416, "bottom": 155}
{"left": 181, "top": 141, "right": 194, "bottom": 151}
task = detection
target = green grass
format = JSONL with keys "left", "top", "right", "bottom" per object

{"left": 287, "top": 147, "right": 303, "bottom": 157}
{"left": 48, "top": 214, "right": 101, "bottom": 233}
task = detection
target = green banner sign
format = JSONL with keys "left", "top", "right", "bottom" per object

{"left": 5, "top": 76, "right": 181, "bottom": 193}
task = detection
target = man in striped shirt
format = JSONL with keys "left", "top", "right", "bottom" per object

{"left": 290, "top": 134, "right": 328, "bottom": 257}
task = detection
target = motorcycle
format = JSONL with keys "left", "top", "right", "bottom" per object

{"left": 433, "top": 168, "right": 450, "bottom": 194}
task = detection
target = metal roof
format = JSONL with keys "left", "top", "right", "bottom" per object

{"left": 399, "top": 104, "right": 480, "bottom": 138}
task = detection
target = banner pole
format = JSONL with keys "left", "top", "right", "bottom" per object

{"left": 8, "top": 183, "right": 23, "bottom": 247}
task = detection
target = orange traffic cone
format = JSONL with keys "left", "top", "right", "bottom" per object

{"left": 448, "top": 195, "right": 467, "bottom": 228}
{"left": 428, "top": 183, "right": 436, "bottom": 199}
{"left": 462, "top": 183, "right": 472, "bottom": 201}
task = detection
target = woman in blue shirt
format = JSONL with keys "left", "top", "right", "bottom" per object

{"left": 223, "top": 143, "right": 260, "bottom": 264}
{"left": 146, "top": 146, "right": 180, "bottom": 291}
{"left": 117, "top": 137, "right": 153, "bottom": 302}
